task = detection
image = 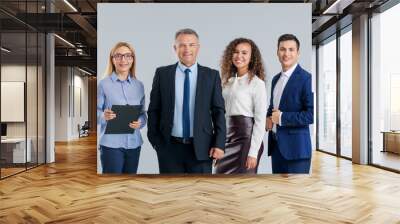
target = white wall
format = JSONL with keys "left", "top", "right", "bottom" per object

{"left": 54, "top": 67, "right": 89, "bottom": 141}
{"left": 1, "top": 65, "right": 36, "bottom": 138}
{"left": 1, "top": 65, "right": 26, "bottom": 141}
{"left": 55, "top": 66, "right": 69, "bottom": 141}
{"left": 72, "top": 72, "right": 89, "bottom": 138}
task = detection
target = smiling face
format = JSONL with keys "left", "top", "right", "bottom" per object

{"left": 174, "top": 34, "right": 200, "bottom": 67}
{"left": 232, "top": 42, "right": 252, "bottom": 74}
{"left": 277, "top": 40, "right": 300, "bottom": 72}
{"left": 112, "top": 46, "right": 134, "bottom": 75}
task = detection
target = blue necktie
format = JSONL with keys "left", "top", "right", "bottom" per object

{"left": 183, "top": 69, "right": 191, "bottom": 138}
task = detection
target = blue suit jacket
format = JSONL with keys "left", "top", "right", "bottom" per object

{"left": 267, "top": 64, "right": 314, "bottom": 160}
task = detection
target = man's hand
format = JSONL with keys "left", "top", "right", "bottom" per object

{"left": 266, "top": 117, "right": 273, "bottom": 131}
{"left": 209, "top": 147, "right": 224, "bottom": 159}
{"left": 246, "top": 156, "right": 257, "bottom": 169}
{"left": 129, "top": 120, "right": 141, "bottom": 129}
{"left": 104, "top": 109, "right": 116, "bottom": 121}
{"left": 271, "top": 109, "right": 281, "bottom": 125}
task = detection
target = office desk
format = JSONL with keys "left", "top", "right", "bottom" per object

{"left": 1, "top": 138, "right": 31, "bottom": 163}
{"left": 382, "top": 131, "right": 400, "bottom": 154}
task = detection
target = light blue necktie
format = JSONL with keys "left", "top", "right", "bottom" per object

{"left": 182, "top": 69, "right": 191, "bottom": 138}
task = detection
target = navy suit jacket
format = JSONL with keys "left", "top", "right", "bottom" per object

{"left": 147, "top": 63, "right": 226, "bottom": 161}
{"left": 267, "top": 64, "right": 314, "bottom": 160}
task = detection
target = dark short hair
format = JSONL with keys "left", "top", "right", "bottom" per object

{"left": 277, "top": 34, "right": 300, "bottom": 50}
{"left": 175, "top": 28, "right": 199, "bottom": 40}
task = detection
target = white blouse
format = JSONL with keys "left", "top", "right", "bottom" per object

{"left": 222, "top": 73, "right": 267, "bottom": 158}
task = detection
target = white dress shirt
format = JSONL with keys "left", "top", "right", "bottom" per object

{"left": 223, "top": 73, "right": 267, "bottom": 158}
{"left": 272, "top": 63, "right": 298, "bottom": 132}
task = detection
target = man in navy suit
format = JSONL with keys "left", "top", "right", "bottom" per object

{"left": 147, "top": 28, "right": 226, "bottom": 174}
{"left": 266, "top": 34, "right": 314, "bottom": 174}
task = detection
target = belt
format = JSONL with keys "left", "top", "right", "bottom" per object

{"left": 170, "top": 136, "right": 193, "bottom": 145}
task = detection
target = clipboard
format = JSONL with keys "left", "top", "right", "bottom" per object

{"left": 105, "top": 105, "right": 142, "bottom": 134}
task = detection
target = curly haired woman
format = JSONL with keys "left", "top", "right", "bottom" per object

{"left": 214, "top": 38, "right": 267, "bottom": 174}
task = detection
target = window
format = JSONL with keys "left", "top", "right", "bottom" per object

{"left": 318, "top": 36, "right": 337, "bottom": 154}
{"left": 339, "top": 29, "right": 352, "bottom": 158}
{"left": 370, "top": 3, "right": 400, "bottom": 171}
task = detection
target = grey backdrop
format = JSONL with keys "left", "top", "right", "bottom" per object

{"left": 97, "top": 3, "right": 312, "bottom": 174}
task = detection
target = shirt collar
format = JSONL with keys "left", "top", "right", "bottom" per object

{"left": 111, "top": 72, "right": 133, "bottom": 83}
{"left": 178, "top": 61, "right": 197, "bottom": 74}
{"left": 281, "top": 63, "right": 298, "bottom": 78}
{"left": 235, "top": 73, "right": 248, "bottom": 80}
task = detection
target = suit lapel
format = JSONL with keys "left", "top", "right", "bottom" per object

{"left": 272, "top": 73, "right": 281, "bottom": 94}
{"left": 194, "top": 64, "right": 204, "bottom": 123}
{"left": 168, "top": 63, "right": 178, "bottom": 108}
{"left": 279, "top": 64, "right": 301, "bottom": 109}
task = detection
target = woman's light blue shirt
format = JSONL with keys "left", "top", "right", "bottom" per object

{"left": 97, "top": 72, "right": 147, "bottom": 149}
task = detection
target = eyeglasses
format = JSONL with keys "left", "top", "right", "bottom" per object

{"left": 112, "top": 53, "right": 134, "bottom": 61}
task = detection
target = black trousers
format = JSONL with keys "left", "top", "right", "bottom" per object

{"left": 156, "top": 141, "right": 212, "bottom": 174}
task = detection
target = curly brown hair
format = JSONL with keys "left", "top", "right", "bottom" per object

{"left": 220, "top": 38, "right": 266, "bottom": 86}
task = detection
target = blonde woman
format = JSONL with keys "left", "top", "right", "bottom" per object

{"left": 97, "top": 42, "right": 146, "bottom": 174}
{"left": 214, "top": 38, "right": 267, "bottom": 174}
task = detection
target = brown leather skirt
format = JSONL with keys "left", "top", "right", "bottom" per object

{"left": 214, "top": 115, "right": 264, "bottom": 174}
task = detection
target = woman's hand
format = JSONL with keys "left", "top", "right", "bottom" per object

{"left": 266, "top": 116, "right": 273, "bottom": 131}
{"left": 104, "top": 109, "right": 116, "bottom": 121}
{"left": 246, "top": 156, "right": 257, "bottom": 170}
{"left": 129, "top": 120, "right": 141, "bottom": 129}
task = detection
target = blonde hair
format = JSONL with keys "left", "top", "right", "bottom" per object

{"left": 104, "top": 42, "right": 136, "bottom": 78}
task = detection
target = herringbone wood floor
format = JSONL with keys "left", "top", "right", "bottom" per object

{"left": 1, "top": 135, "right": 400, "bottom": 223}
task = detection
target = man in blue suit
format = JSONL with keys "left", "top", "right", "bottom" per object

{"left": 148, "top": 28, "right": 226, "bottom": 174}
{"left": 266, "top": 34, "right": 314, "bottom": 174}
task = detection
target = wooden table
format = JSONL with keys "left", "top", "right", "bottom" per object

{"left": 381, "top": 131, "right": 400, "bottom": 154}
